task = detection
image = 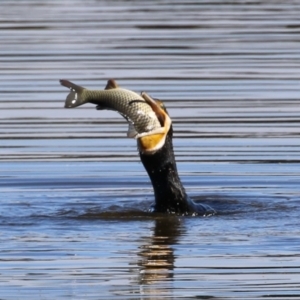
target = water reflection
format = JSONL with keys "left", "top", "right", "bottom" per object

{"left": 2, "top": 0, "right": 300, "bottom": 298}
{"left": 137, "top": 216, "right": 183, "bottom": 296}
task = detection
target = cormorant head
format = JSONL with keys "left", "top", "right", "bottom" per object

{"left": 136, "top": 92, "right": 172, "bottom": 155}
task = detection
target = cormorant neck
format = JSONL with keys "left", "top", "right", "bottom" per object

{"left": 139, "top": 126, "right": 193, "bottom": 215}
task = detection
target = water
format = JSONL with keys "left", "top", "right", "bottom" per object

{"left": 1, "top": 0, "right": 300, "bottom": 299}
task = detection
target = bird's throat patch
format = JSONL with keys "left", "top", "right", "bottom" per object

{"left": 137, "top": 132, "right": 167, "bottom": 154}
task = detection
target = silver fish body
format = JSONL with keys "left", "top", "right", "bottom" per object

{"left": 60, "top": 79, "right": 162, "bottom": 135}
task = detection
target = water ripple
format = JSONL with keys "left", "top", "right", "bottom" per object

{"left": 1, "top": 0, "right": 300, "bottom": 299}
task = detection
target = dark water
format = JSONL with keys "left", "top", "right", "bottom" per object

{"left": 1, "top": 1, "right": 300, "bottom": 299}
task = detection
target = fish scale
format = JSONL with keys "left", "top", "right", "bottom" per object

{"left": 61, "top": 80, "right": 162, "bottom": 134}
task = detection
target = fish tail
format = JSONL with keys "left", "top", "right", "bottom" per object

{"left": 60, "top": 79, "right": 87, "bottom": 108}
{"left": 60, "top": 79, "right": 84, "bottom": 93}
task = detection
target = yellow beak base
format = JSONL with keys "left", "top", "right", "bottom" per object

{"left": 138, "top": 132, "right": 167, "bottom": 154}
{"left": 137, "top": 92, "right": 171, "bottom": 154}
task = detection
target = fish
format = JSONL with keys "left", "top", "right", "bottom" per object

{"left": 137, "top": 92, "right": 172, "bottom": 153}
{"left": 60, "top": 79, "right": 162, "bottom": 136}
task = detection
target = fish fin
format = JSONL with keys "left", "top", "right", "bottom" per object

{"left": 60, "top": 79, "right": 86, "bottom": 108}
{"left": 117, "top": 111, "right": 138, "bottom": 138}
{"left": 117, "top": 112, "right": 137, "bottom": 137}
{"left": 105, "top": 79, "right": 119, "bottom": 90}
{"left": 127, "top": 123, "right": 138, "bottom": 138}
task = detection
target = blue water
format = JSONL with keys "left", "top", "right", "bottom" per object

{"left": 1, "top": 0, "right": 300, "bottom": 299}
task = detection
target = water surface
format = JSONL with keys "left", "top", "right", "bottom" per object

{"left": 1, "top": 0, "right": 300, "bottom": 299}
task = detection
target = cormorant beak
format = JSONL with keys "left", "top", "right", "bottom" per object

{"left": 136, "top": 92, "right": 172, "bottom": 154}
